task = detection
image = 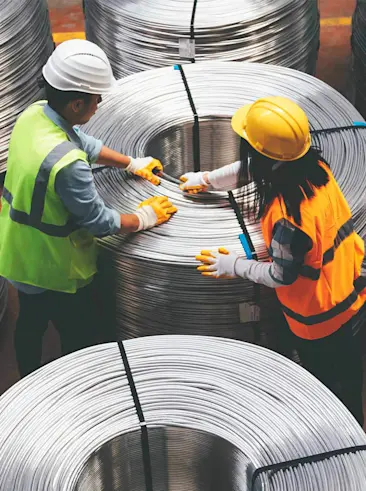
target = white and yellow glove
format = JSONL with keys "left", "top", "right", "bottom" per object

{"left": 134, "top": 196, "right": 177, "bottom": 231}
{"left": 195, "top": 248, "right": 243, "bottom": 278}
{"left": 180, "top": 161, "right": 242, "bottom": 194}
{"left": 196, "top": 247, "right": 284, "bottom": 288}
{"left": 127, "top": 157, "right": 163, "bottom": 186}
{"left": 179, "top": 171, "right": 210, "bottom": 194}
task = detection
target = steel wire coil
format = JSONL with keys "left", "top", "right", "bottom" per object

{"left": 84, "top": 0, "right": 320, "bottom": 79}
{"left": 352, "top": 0, "right": 366, "bottom": 118}
{"left": 0, "top": 0, "right": 53, "bottom": 172}
{"left": 0, "top": 336, "right": 365, "bottom": 490}
{"left": 82, "top": 62, "right": 366, "bottom": 344}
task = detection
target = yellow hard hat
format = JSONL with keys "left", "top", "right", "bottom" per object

{"left": 231, "top": 96, "right": 311, "bottom": 161}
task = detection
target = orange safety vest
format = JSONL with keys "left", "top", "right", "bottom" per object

{"left": 261, "top": 162, "right": 366, "bottom": 340}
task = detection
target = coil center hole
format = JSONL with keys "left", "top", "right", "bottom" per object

{"left": 146, "top": 118, "right": 241, "bottom": 179}
{"left": 75, "top": 426, "right": 247, "bottom": 491}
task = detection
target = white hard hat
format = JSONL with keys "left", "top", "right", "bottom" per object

{"left": 42, "top": 39, "right": 116, "bottom": 94}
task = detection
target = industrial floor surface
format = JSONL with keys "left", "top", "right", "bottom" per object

{"left": 1, "top": 0, "right": 365, "bottom": 423}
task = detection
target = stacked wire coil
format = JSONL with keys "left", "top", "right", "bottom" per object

{"left": 0, "top": 336, "right": 365, "bottom": 490}
{"left": 0, "top": 0, "right": 53, "bottom": 172}
{"left": 83, "top": 61, "right": 366, "bottom": 345}
{"left": 84, "top": 0, "right": 320, "bottom": 78}
{"left": 352, "top": 0, "right": 366, "bottom": 117}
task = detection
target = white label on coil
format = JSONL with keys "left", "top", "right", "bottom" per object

{"left": 239, "top": 302, "right": 260, "bottom": 323}
{"left": 179, "top": 38, "right": 195, "bottom": 59}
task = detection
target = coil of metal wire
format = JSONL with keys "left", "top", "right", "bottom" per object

{"left": 352, "top": 0, "right": 366, "bottom": 117}
{"left": 0, "top": 0, "right": 53, "bottom": 172}
{"left": 83, "top": 62, "right": 366, "bottom": 345}
{"left": 84, "top": 0, "right": 320, "bottom": 78}
{"left": 0, "top": 336, "right": 365, "bottom": 490}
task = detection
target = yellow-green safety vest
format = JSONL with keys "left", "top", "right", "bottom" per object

{"left": 0, "top": 101, "right": 98, "bottom": 293}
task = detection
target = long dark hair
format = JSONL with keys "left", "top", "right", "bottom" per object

{"left": 238, "top": 139, "right": 330, "bottom": 226}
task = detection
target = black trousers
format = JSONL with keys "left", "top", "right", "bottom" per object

{"left": 14, "top": 281, "right": 99, "bottom": 377}
{"left": 295, "top": 318, "right": 364, "bottom": 427}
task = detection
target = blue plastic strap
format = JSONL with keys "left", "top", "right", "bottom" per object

{"left": 353, "top": 121, "right": 366, "bottom": 127}
{"left": 239, "top": 233, "right": 253, "bottom": 260}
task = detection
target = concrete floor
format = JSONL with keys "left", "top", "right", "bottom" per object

{"left": 0, "top": 1, "right": 362, "bottom": 402}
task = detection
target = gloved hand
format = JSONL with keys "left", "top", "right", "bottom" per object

{"left": 127, "top": 157, "right": 163, "bottom": 185}
{"left": 179, "top": 171, "right": 210, "bottom": 194}
{"left": 134, "top": 196, "right": 177, "bottom": 231}
{"left": 196, "top": 247, "right": 244, "bottom": 278}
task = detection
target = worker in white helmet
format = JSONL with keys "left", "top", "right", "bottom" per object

{"left": 0, "top": 39, "right": 177, "bottom": 377}
{"left": 180, "top": 97, "right": 366, "bottom": 426}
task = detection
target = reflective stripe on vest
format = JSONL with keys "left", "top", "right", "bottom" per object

{"left": 298, "top": 218, "right": 354, "bottom": 281}
{"left": 0, "top": 101, "right": 97, "bottom": 293}
{"left": 260, "top": 162, "right": 366, "bottom": 340}
{"left": 282, "top": 276, "right": 366, "bottom": 326}
{"left": 2, "top": 141, "right": 78, "bottom": 237}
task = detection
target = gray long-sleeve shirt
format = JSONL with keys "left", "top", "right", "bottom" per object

{"left": 11, "top": 104, "right": 120, "bottom": 294}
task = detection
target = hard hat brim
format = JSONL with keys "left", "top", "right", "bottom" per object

{"left": 231, "top": 104, "right": 251, "bottom": 139}
{"left": 42, "top": 61, "right": 117, "bottom": 95}
{"left": 231, "top": 101, "right": 312, "bottom": 161}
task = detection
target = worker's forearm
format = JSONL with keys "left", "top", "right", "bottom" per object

{"left": 235, "top": 259, "right": 286, "bottom": 288}
{"left": 96, "top": 146, "right": 131, "bottom": 169}
{"left": 206, "top": 160, "right": 246, "bottom": 191}
{"left": 120, "top": 213, "right": 140, "bottom": 233}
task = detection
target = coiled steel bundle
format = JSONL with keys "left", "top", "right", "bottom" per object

{"left": 83, "top": 62, "right": 366, "bottom": 344}
{"left": 352, "top": 0, "right": 366, "bottom": 117}
{"left": 84, "top": 0, "right": 320, "bottom": 78}
{"left": 0, "top": 0, "right": 53, "bottom": 172}
{"left": 0, "top": 336, "right": 366, "bottom": 490}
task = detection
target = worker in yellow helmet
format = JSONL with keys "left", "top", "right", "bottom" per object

{"left": 180, "top": 96, "right": 366, "bottom": 426}
{"left": 0, "top": 39, "right": 177, "bottom": 377}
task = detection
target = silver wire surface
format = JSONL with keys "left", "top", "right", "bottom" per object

{"left": 0, "top": 336, "right": 365, "bottom": 490}
{"left": 84, "top": 0, "right": 320, "bottom": 78}
{"left": 83, "top": 62, "right": 366, "bottom": 344}
{"left": 352, "top": 0, "right": 366, "bottom": 117}
{"left": 0, "top": 0, "right": 53, "bottom": 172}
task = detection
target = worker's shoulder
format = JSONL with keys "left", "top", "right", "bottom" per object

{"left": 56, "top": 159, "right": 92, "bottom": 185}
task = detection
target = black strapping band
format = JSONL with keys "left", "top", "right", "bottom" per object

{"left": 118, "top": 341, "right": 154, "bottom": 491}
{"left": 189, "top": 0, "right": 198, "bottom": 63}
{"left": 228, "top": 191, "right": 260, "bottom": 337}
{"left": 92, "top": 165, "right": 108, "bottom": 174}
{"left": 311, "top": 124, "right": 366, "bottom": 136}
{"left": 176, "top": 64, "right": 201, "bottom": 172}
{"left": 228, "top": 191, "right": 257, "bottom": 261}
{"left": 250, "top": 444, "right": 366, "bottom": 490}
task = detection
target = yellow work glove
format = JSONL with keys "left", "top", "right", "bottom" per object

{"left": 179, "top": 171, "right": 210, "bottom": 194}
{"left": 135, "top": 196, "right": 177, "bottom": 231}
{"left": 196, "top": 247, "right": 241, "bottom": 278}
{"left": 127, "top": 157, "right": 163, "bottom": 185}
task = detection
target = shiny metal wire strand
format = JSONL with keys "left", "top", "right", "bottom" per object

{"left": 84, "top": 0, "right": 320, "bottom": 78}
{"left": 83, "top": 62, "right": 366, "bottom": 344}
{"left": 0, "top": 336, "right": 366, "bottom": 490}
{"left": 0, "top": 0, "right": 53, "bottom": 172}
